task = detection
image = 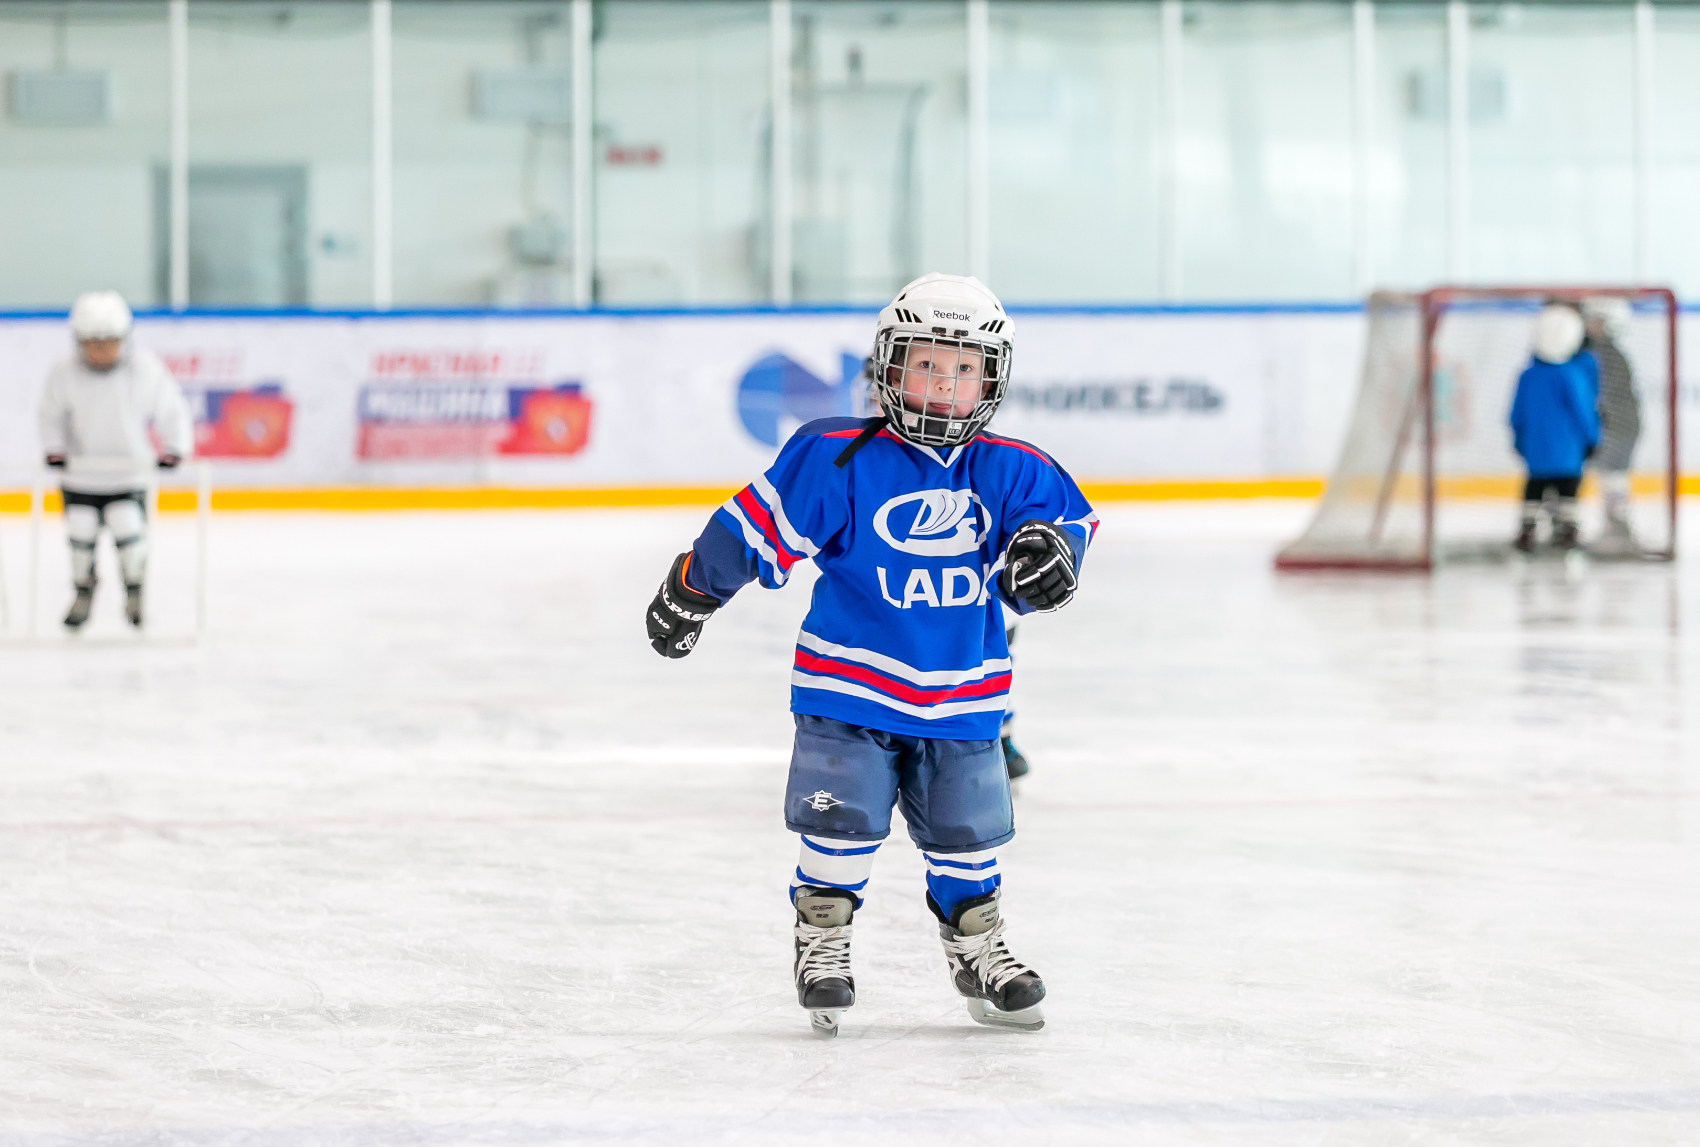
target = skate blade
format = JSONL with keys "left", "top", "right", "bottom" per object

{"left": 808, "top": 1009, "right": 841, "bottom": 1038}
{"left": 966, "top": 998, "right": 1045, "bottom": 1031}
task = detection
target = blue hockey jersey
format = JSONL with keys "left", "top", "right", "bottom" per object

{"left": 686, "top": 417, "right": 1098, "bottom": 740}
{"left": 1509, "top": 352, "right": 1600, "bottom": 479}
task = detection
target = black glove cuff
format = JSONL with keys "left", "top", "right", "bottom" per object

{"left": 660, "top": 553, "right": 720, "bottom": 622}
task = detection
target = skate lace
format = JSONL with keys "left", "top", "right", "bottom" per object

{"left": 942, "top": 918, "right": 1031, "bottom": 992}
{"left": 794, "top": 920, "right": 853, "bottom": 985}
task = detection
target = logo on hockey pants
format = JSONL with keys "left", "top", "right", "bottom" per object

{"left": 806, "top": 790, "right": 844, "bottom": 812}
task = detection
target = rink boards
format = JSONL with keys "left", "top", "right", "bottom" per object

{"left": 2, "top": 304, "right": 1699, "bottom": 502}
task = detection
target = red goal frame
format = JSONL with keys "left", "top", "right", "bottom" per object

{"left": 1276, "top": 285, "right": 1680, "bottom": 571}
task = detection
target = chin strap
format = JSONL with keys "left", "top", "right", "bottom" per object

{"left": 833, "top": 417, "right": 887, "bottom": 469}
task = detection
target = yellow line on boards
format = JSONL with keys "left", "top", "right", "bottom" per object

{"left": 1, "top": 476, "right": 1697, "bottom": 512}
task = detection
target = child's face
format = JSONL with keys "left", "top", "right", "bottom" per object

{"left": 892, "top": 341, "right": 986, "bottom": 420}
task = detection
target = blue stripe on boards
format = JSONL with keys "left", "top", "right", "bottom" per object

{"left": 801, "top": 836, "right": 882, "bottom": 857}
{"left": 0, "top": 300, "right": 1393, "bottom": 323}
{"left": 4, "top": 299, "right": 1698, "bottom": 322}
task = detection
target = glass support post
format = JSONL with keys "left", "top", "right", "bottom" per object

{"left": 571, "top": 0, "right": 594, "bottom": 308}
{"left": 1159, "top": 0, "right": 1182, "bottom": 300}
{"left": 966, "top": 0, "right": 989, "bottom": 284}
{"left": 168, "top": 0, "right": 188, "bottom": 310}
{"left": 371, "top": 0, "right": 393, "bottom": 309}
{"left": 1445, "top": 0, "right": 1468, "bottom": 280}
{"left": 1633, "top": 0, "right": 1654, "bottom": 280}
{"left": 770, "top": 0, "right": 792, "bottom": 306}
{"left": 1352, "top": 0, "right": 1374, "bottom": 295}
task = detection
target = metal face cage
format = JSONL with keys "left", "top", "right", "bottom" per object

{"left": 869, "top": 330, "right": 1012, "bottom": 448}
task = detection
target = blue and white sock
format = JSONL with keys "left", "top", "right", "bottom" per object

{"left": 791, "top": 834, "right": 881, "bottom": 908}
{"left": 924, "top": 847, "right": 1001, "bottom": 921}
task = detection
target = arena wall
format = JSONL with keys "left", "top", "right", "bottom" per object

{"left": 2, "top": 305, "right": 1694, "bottom": 507}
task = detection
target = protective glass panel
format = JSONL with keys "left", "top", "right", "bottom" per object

{"left": 1368, "top": 3, "right": 1447, "bottom": 291}
{"left": 187, "top": 1, "right": 371, "bottom": 307}
{"left": 393, "top": 1, "right": 573, "bottom": 307}
{"left": 1179, "top": 2, "right": 1354, "bottom": 300}
{"left": 0, "top": 1, "right": 168, "bottom": 308}
{"left": 596, "top": 1, "right": 768, "bottom": 305}
{"left": 986, "top": 1, "right": 1161, "bottom": 303}
{"left": 1650, "top": 6, "right": 1700, "bottom": 303}
{"left": 1469, "top": 5, "right": 1635, "bottom": 282}
{"left": 790, "top": 0, "right": 967, "bottom": 304}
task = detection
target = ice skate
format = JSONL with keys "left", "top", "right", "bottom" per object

{"left": 64, "top": 585, "right": 93, "bottom": 631}
{"left": 1001, "top": 735, "right": 1029, "bottom": 782}
{"left": 929, "top": 889, "right": 1045, "bottom": 1031}
{"left": 1590, "top": 514, "right": 1641, "bottom": 559}
{"left": 124, "top": 585, "right": 144, "bottom": 628}
{"left": 793, "top": 886, "right": 855, "bottom": 1038}
{"left": 1513, "top": 521, "right": 1537, "bottom": 554}
{"left": 1551, "top": 518, "right": 1581, "bottom": 552}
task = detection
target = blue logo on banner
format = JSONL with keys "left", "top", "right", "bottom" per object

{"left": 737, "top": 352, "right": 866, "bottom": 446}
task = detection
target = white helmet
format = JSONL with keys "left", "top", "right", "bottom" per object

{"left": 1581, "top": 295, "right": 1632, "bottom": 342}
{"left": 870, "top": 273, "right": 1015, "bottom": 447}
{"left": 1531, "top": 303, "right": 1583, "bottom": 365}
{"left": 69, "top": 291, "right": 133, "bottom": 342}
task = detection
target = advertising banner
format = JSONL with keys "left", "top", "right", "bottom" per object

{"left": 1, "top": 306, "right": 1692, "bottom": 493}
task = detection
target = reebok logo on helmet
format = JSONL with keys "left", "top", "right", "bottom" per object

{"left": 930, "top": 309, "right": 973, "bottom": 323}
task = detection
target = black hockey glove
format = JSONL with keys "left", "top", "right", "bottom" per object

{"left": 646, "top": 552, "right": 720, "bottom": 658}
{"left": 998, "top": 520, "right": 1078, "bottom": 613}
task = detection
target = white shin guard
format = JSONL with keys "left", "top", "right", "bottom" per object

{"left": 65, "top": 504, "right": 100, "bottom": 588}
{"left": 105, "top": 498, "right": 148, "bottom": 587}
{"left": 792, "top": 835, "right": 880, "bottom": 907}
{"left": 1600, "top": 470, "right": 1632, "bottom": 521}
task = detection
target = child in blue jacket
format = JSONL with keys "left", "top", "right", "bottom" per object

{"left": 1509, "top": 303, "right": 1599, "bottom": 551}
{"left": 645, "top": 274, "right": 1095, "bottom": 1038}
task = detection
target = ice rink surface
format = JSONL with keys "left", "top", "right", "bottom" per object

{"left": 2, "top": 502, "right": 1698, "bottom": 1146}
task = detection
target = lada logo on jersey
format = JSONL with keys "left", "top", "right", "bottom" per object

{"left": 873, "top": 489, "right": 989, "bottom": 557}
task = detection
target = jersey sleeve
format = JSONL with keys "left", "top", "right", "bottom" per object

{"left": 686, "top": 431, "right": 851, "bottom": 603}
{"left": 37, "top": 364, "right": 68, "bottom": 456}
{"left": 144, "top": 354, "right": 194, "bottom": 457}
{"left": 1509, "top": 367, "right": 1532, "bottom": 459}
{"left": 995, "top": 450, "right": 1099, "bottom": 615}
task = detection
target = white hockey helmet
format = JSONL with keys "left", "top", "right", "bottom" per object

{"left": 870, "top": 273, "right": 1015, "bottom": 448}
{"left": 69, "top": 290, "right": 133, "bottom": 342}
{"left": 1581, "top": 295, "right": 1632, "bottom": 341}
{"left": 1531, "top": 302, "right": 1584, "bottom": 365}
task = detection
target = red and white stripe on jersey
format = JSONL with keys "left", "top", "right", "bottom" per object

{"left": 791, "top": 630, "right": 1013, "bottom": 720}
{"left": 719, "top": 474, "right": 822, "bottom": 587}
{"left": 1059, "top": 511, "right": 1101, "bottom": 547}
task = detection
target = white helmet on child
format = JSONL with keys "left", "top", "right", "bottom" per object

{"left": 870, "top": 273, "right": 1015, "bottom": 447}
{"left": 69, "top": 291, "right": 134, "bottom": 342}
{"left": 1581, "top": 295, "right": 1632, "bottom": 342}
{"left": 1531, "top": 302, "right": 1583, "bottom": 365}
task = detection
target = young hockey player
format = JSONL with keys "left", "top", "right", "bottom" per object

{"left": 645, "top": 273, "right": 1095, "bottom": 1037}
{"left": 1510, "top": 302, "right": 1599, "bottom": 553}
{"left": 37, "top": 291, "right": 192, "bottom": 630}
{"left": 1581, "top": 296, "right": 1642, "bottom": 555}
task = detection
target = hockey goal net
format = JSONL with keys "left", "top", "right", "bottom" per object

{"left": 1277, "top": 286, "right": 1678, "bottom": 569}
